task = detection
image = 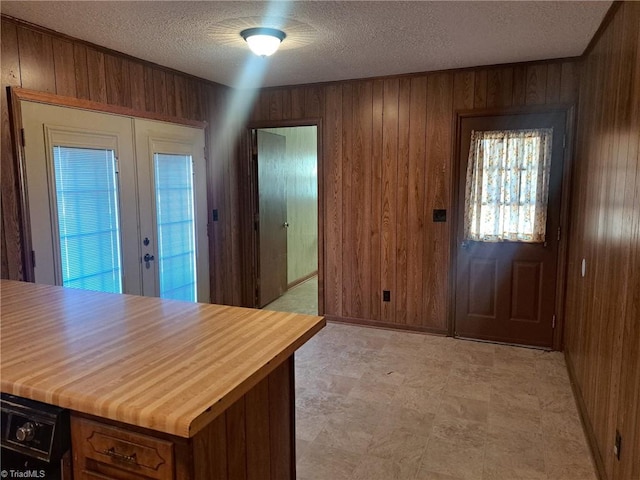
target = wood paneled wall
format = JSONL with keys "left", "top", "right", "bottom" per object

{"left": 564, "top": 3, "right": 640, "bottom": 480}
{"left": 249, "top": 61, "right": 579, "bottom": 332}
{"left": 0, "top": 16, "right": 244, "bottom": 306}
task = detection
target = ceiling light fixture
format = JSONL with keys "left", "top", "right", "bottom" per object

{"left": 240, "top": 27, "right": 286, "bottom": 57}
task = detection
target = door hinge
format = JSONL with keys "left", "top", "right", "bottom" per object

{"left": 251, "top": 130, "right": 258, "bottom": 156}
{"left": 20, "top": 128, "right": 26, "bottom": 147}
{"left": 557, "top": 227, "right": 561, "bottom": 241}
{"left": 552, "top": 315, "right": 556, "bottom": 329}
{"left": 31, "top": 250, "right": 36, "bottom": 268}
{"left": 114, "top": 156, "right": 119, "bottom": 173}
{"left": 562, "top": 135, "right": 566, "bottom": 149}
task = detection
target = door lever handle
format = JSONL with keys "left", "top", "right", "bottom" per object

{"left": 144, "top": 253, "right": 155, "bottom": 262}
{"left": 283, "top": 222, "right": 289, "bottom": 228}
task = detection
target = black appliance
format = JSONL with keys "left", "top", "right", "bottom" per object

{"left": 1, "top": 393, "right": 72, "bottom": 479}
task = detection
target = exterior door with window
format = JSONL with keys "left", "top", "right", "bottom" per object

{"left": 454, "top": 112, "right": 566, "bottom": 348}
{"left": 135, "top": 119, "right": 209, "bottom": 302}
{"left": 21, "top": 101, "right": 209, "bottom": 302}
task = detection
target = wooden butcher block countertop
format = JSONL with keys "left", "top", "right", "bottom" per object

{"left": 0, "top": 280, "right": 325, "bottom": 438}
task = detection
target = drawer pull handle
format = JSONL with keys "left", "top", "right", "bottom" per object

{"left": 103, "top": 447, "right": 138, "bottom": 465}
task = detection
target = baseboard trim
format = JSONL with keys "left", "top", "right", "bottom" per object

{"left": 324, "top": 314, "right": 448, "bottom": 336}
{"left": 287, "top": 271, "right": 318, "bottom": 290}
{"left": 564, "top": 350, "right": 607, "bottom": 480}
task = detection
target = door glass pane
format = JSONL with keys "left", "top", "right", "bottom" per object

{"left": 154, "top": 153, "right": 197, "bottom": 302}
{"left": 464, "top": 128, "right": 553, "bottom": 243}
{"left": 53, "top": 146, "right": 123, "bottom": 293}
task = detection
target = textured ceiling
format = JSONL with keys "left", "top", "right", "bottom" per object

{"left": 1, "top": 1, "right": 611, "bottom": 89}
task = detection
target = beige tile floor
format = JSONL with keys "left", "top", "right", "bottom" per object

{"left": 294, "top": 323, "right": 598, "bottom": 480}
{"left": 262, "top": 277, "right": 597, "bottom": 479}
{"left": 264, "top": 276, "right": 318, "bottom": 315}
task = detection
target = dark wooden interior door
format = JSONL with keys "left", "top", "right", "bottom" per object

{"left": 257, "top": 130, "right": 288, "bottom": 307}
{"left": 454, "top": 112, "right": 566, "bottom": 348}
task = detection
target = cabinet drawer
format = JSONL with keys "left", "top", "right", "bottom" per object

{"left": 72, "top": 416, "right": 174, "bottom": 480}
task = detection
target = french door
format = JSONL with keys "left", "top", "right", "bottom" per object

{"left": 21, "top": 101, "right": 209, "bottom": 302}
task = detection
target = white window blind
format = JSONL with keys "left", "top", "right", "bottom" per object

{"left": 154, "top": 153, "right": 197, "bottom": 302}
{"left": 53, "top": 146, "right": 123, "bottom": 293}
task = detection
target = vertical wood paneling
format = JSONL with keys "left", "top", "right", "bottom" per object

{"left": 268, "top": 359, "right": 294, "bottom": 480}
{"left": 473, "top": 69, "right": 487, "bottom": 108}
{"left": 225, "top": 400, "right": 247, "bottom": 480}
{"left": 104, "top": 54, "right": 131, "bottom": 107}
{"left": 174, "top": 74, "right": 188, "bottom": 118}
{"left": 369, "top": 80, "right": 384, "bottom": 319}
{"left": 423, "top": 73, "right": 453, "bottom": 329}
{"left": 190, "top": 360, "right": 296, "bottom": 479}
{"left": 545, "top": 62, "right": 562, "bottom": 104}
{"left": 193, "top": 414, "right": 228, "bottom": 479}
{"left": 192, "top": 80, "right": 205, "bottom": 120}
{"left": 614, "top": 11, "right": 640, "bottom": 480}
{"left": 323, "top": 84, "right": 343, "bottom": 316}
{"left": 304, "top": 86, "right": 323, "bottom": 118}
{"left": 253, "top": 94, "right": 270, "bottom": 123}
{"left": 486, "top": 67, "right": 513, "bottom": 108}
{"left": 164, "top": 73, "right": 177, "bottom": 117}
{"left": 129, "top": 61, "right": 146, "bottom": 110}
{"left": 511, "top": 65, "right": 527, "bottom": 106}
{"left": 52, "top": 38, "right": 76, "bottom": 97}
{"left": 1, "top": 20, "right": 22, "bottom": 281}
{"left": 453, "top": 71, "right": 475, "bottom": 110}
{"left": 341, "top": 83, "right": 354, "bottom": 316}
{"left": 592, "top": 15, "right": 623, "bottom": 477}
{"left": 245, "top": 379, "right": 271, "bottom": 480}
{"left": 86, "top": 48, "right": 107, "bottom": 103}
{"left": 143, "top": 65, "right": 156, "bottom": 112}
{"left": 352, "top": 81, "right": 373, "bottom": 318}
{"left": 406, "top": 76, "right": 427, "bottom": 324}
{"left": 17, "top": 27, "right": 55, "bottom": 92}
{"left": 564, "top": 3, "right": 640, "bottom": 480}
{"left": 560, "top": 61, "right": 579, "bottom": 104}
{"left": 246, "top": 59, "right": 579, "bottom": 333}
{"left": 395, "top": 78, "right": 411, "bottom": 324}
{"left": 281, "top": 89, "right": 292, "bottom": 120}
{"left": 525, "top": 64, "right": 548, "bottom": 105}
{"left": 381, "top": 78, "right": 399, "bottom": 324}
{"left": 290, "top": 87, "right": 305, "bottom": 119}
{"left": 153, "top": 70, "right": 168, "bottom": 115}
{"left": 268, "top": 89, "right": 283, "bottom": 121}
{"left": 73, "top": 44, "right": 90, "bottom": 100}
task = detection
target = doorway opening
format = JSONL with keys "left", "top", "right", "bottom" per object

{"left": 250, "top": 125, "right": 320, "bottom": 316}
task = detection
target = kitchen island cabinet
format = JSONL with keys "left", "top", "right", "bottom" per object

{"left": 0, "top": 280, "right": 325, "bottom": 479}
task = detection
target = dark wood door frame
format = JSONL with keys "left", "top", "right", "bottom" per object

{"left": 449, "top": 105, "right": 575, "bottom": 351}
{"left": 242, "top": 119, "right": 324, "bottom": 315}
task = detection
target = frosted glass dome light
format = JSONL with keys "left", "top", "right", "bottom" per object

{"left": 240, "top": 28, "right": 286, "bottom": 57}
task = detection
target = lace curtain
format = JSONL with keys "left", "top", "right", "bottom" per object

{"left": 464, "top": 128, "right": 553, "bottom": 243}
